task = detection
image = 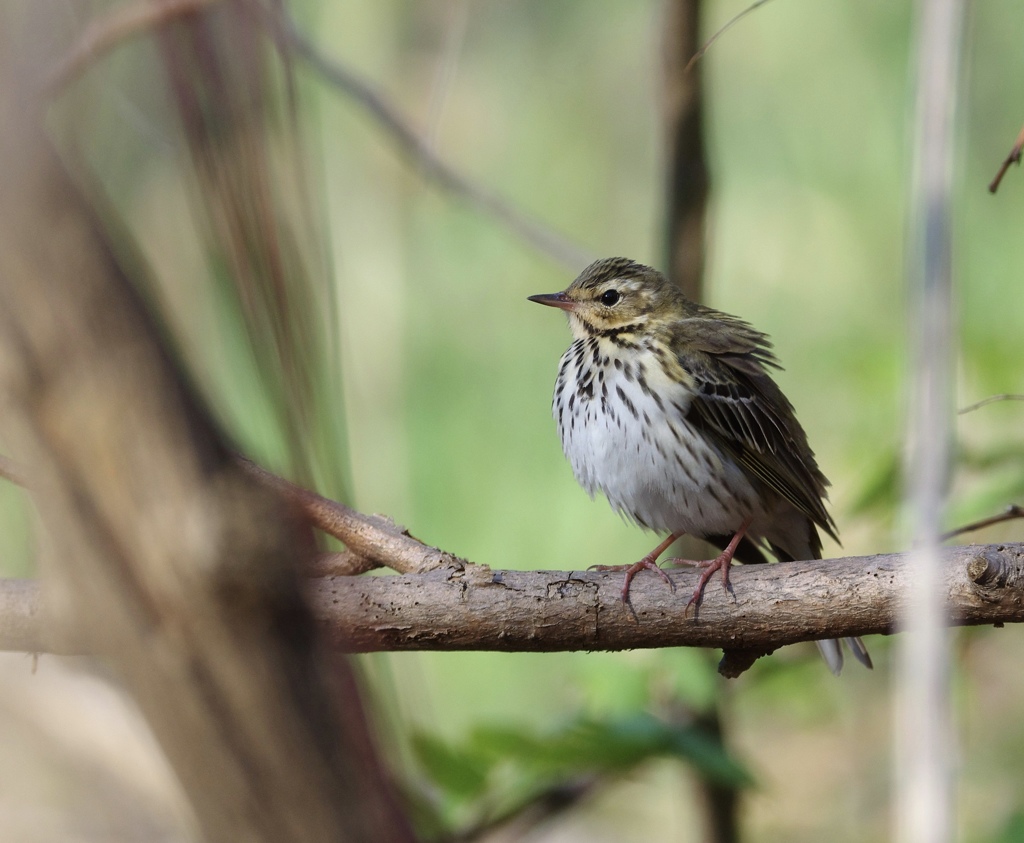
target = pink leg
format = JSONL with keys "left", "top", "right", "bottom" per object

{"left": 590, "top": 532, "right": 683, "bottom": 603}
{"left": 664, "top": 518, "right": 753, "bottom": 612}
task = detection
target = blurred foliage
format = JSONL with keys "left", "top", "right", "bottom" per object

{"left": 407, "top": 711, "right": 753, "bottom": 839}
{"left": 1, "top": 0, "right": 1023, "bottom": 841}
{"left": 851, "top": 435, "right": 1024, "bottom": 534}
{"left": 983, "top": 809, "right": 1024, "bottom": 843}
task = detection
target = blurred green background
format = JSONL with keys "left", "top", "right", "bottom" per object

{"left": 3, "top": 1, "right": 1024, "bottom": 840}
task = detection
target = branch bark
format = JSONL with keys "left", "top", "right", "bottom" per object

{"left": 5, "top": 544, "right": 1021, "bottom": 673}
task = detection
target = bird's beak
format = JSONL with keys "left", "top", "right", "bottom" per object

{"left": 527, "top": 292, "right": 575, "bottom": 311}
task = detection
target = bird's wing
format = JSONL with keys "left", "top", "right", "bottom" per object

{"left": 672, "top": 317, "right": 838, "bottom": 542}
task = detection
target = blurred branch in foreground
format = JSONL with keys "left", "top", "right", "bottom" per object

{"left": 3, "top": 544, "right": 1022, "bottom": 677}
{"left": 45, "top": 0, "right": 219, "bottom": 91}
{"left": 0, "top": 6, "right": 412, "bottom": 840}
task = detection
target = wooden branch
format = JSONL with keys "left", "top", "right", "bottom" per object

{"left": 2, "top": 449, "right": 452, "bottom": 577}
{"left": 299, "top": 544, "right": 1024, "bottom": 656}
{"left": 5, "top": 544, "right": 1022, "bottom": 674}
{"left": 7, "top": 446, "right": 1023, "bottom": 669}
{"left": 237, "top": 456, "right": 455, "bottom": 574}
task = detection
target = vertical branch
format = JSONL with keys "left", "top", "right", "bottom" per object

{"left": 662, "top": 3, "right": 739, "bottom": 842}
{"left": 898, "top": 2, "right": 964, "bottom": 842}
{"left": 690, "top": 705, "right": 740, "bottom": 843}
{"left": 662, "top": 0, "right": 709, "bottom": 301}
{"left": 157, "top": 0, "right": 347, "bottom": 495}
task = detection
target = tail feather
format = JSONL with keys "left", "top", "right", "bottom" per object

{"left": 844, "top": 636, "right": 873, "bottom": 669}
{"left": 816, "top": 637, "right": 873, "bottom": 675}
{"left": 767, "top": 521, "right": 873, "bottom": 675}
{"left": 816, "top": 639, "right": 844, "bottom": 676}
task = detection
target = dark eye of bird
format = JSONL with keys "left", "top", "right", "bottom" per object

{"left": 599, "top": 289, "right": 620, "bottom": 306}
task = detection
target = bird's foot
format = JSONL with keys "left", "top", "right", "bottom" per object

{"left": 665, "top": 517, "right": 751, "bottom": 614}
{"left": 589, "top": 532, "right": 682, "bottom": 605}
{"left": 665, "top": 552, "right": 734, "bottom": 613}
{"left": 590, "top": 556, "right": 675, "bottom": 603}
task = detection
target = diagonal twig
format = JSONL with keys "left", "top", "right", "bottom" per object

{"left": 0, "top": 454, "right": 29, "bottom": 488}
{"left": 257, "top": 2, "right": 594, "bottom": 269}
{"left": 683, "top": 0, "right": 775, "bottom": 76}
{"left": 988, "top": 123, "right": 1024, "bottom": 193}
{"left": 941, "top": 504, "right": 1024, "bottom": 542}
{"left": 46, "top": 0, "right": 593, "bottom": 268}
{"left": 958, "top": 393, "right": 1024, "bottom": 414}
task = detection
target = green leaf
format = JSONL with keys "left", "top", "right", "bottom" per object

{"left": 407, "top": 711, "right": 753, "bottom": 839}
{"left": 469, "top": 712, "right": 754, "bottom": 787}
{"left": 410, "top": 732, "right": 491, "bottom": 799}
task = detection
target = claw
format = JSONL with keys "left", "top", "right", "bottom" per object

{"left": 667, "top": 517, "right": 752, "bottom": 615}
{"left": 589, "top": 531, "right": 682, "bottom": 606}
{"left": 681, "top": 553, "right": 732, "bottom": 614}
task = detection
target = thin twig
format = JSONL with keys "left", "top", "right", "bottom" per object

{"left": 683, "top": 0, "right": 774, "bottom": 76}
{"left": 46, "top": 0, "right": 222, "bottom": 92}
{"left": 941, "top": 504, "right": 1024, "bottom": 541}
{"left": 958, "top": 394, "right": 1024, "bottom": 414}
{"left": 258, "top": 3, "right": 594, "bottom": 269}
{"left": 452, "top": 777, "right": 600, "bottom": 843}
{"left": 988, "top": 123, "right": 1024, "bottom": 193}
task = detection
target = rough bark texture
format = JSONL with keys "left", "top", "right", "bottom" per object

{"left": 5, "top": 544, "right": 1021, "bottom": 667}
{"left": 310, "top": 544, "right": 1024, "bottom": 655}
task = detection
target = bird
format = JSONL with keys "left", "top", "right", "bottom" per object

{"left": 528, "top": 257, "right": 871, "bottom": 674}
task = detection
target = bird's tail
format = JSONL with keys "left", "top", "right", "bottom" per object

{"left": 768, "top": 523, "right": 873, "bottom": 676}
{"left": 816, "top": 637, "right": 873, "bottom": 675}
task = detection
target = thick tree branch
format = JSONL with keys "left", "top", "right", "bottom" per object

{"left": 6, "top": 446, "right": 1021, "bottom": 670}
{"left": 308, "top": 544, "right": 1024, "bottom": 656}
{"left": 5, "top": 544, "right": 1022, "bottom": 674}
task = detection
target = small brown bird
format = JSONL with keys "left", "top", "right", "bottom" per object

{"left": 529, "top": 257, "right": 871, "bottom": 674}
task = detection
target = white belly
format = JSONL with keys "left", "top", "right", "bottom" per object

{"left": 554, "top": 338, "right": 763, "bottom": 536}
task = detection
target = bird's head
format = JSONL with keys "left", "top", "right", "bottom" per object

{"left": 528, "top": 257, "right": 680, "bottom": 339}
